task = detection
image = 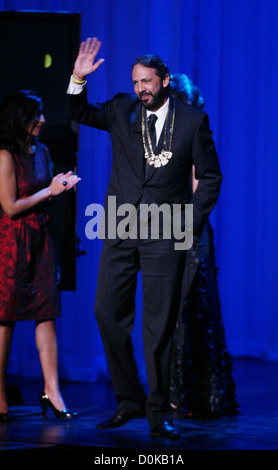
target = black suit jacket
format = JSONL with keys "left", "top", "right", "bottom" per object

{"left": 67, "top": 88, "right": 222, "bottom": 241}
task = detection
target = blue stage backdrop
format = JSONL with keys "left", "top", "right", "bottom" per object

{"left": 1, "top": 0, "right": 277, "bottom": 382}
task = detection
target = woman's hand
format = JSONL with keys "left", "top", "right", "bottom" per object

{"left": 73, "top": 37, "right": 105, "bottom": 78}
{"left": 49, "top": 171, "right": 81, "bottom": 196}
{"left": 0, "top": 150, "right": 81, "bottom": 219}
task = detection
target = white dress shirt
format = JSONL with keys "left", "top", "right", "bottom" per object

{"left": 146, "top": 99, "right": 169, "bottom": 145}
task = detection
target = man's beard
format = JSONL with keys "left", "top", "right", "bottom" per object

{"left": 139, "top": 85, "right": 167, "bottom": 111}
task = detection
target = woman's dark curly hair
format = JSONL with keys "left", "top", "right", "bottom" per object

{"left": 0, "top": 90, "right": 43, "bottom": 155}
{"left": 170, "top": 74, "right": 205, "bottom": 109}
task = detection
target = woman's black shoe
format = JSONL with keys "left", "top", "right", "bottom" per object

{"left": 150, "top": 421, "right": 180, "bottom": 439}
{"left": 39, "top": 390, "right": 78, "bottom": 420}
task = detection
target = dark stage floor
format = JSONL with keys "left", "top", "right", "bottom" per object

{"left": 1, "top": 358, "right": 278, "bottom": 455}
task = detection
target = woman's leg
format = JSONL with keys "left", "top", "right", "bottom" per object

{"left": 35, "top": 319, "right": 66, "bottom": 411}
{"left": 0, "top": 322, "right": 15, "bottom": 414}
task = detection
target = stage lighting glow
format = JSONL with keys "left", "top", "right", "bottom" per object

{"left": 44, "top": 54, "right": 52, "bottom": 68}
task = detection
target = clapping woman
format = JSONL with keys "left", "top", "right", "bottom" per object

{"left": 0, "top": 90, "right": 80, "bottom": 422}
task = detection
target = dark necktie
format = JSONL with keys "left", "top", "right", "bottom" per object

{"left": 148, "top": 113, "right": 157, "bottom": 150}
{"left": 145, "top": 114, "right": 157, "bottom": 178}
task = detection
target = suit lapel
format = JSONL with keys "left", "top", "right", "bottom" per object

{"left": 127, "top": 100, "right": 145, "bottom": 179}
{"left": 127, "top": 99, "right": 141, "bottom": 130}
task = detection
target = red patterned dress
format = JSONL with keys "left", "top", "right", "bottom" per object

{"left": 0, "top": 143, "right": 61, "bottom": 322}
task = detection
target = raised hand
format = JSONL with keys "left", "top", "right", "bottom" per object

{"left": 73, "top": 37, "right": 105, "bottom": 78}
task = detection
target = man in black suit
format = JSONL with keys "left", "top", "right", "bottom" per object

{"left": 67, "top": 37, "right": 222, "bottom": 438}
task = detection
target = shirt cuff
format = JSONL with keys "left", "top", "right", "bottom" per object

{"left": 67, "top": 75, "right": 87, "bottom": 94}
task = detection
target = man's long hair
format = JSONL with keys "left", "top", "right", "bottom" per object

{"left": 132, "top": 54, "right": 170, "bottom": 82}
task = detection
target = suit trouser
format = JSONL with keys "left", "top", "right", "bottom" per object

{"left": 95, "top": 236, "right": 186, "bottom": 430}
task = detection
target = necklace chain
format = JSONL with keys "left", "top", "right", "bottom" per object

{"left": 141, "top": 101, "right": 175, "bottom": 168}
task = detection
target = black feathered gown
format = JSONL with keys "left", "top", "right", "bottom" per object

{"left": 169, "top": 220, "right": 239, "bottom": 417}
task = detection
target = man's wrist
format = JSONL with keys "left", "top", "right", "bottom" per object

{"left": 72, "top": 70, "right": 86, "bottom": 84}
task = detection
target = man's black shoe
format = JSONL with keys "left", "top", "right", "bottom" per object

{"left": 150, "top": 421, "right": 180, "bottom": 439}
{"left": 96, "top": 410, "right": 146, "bottom": 429}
